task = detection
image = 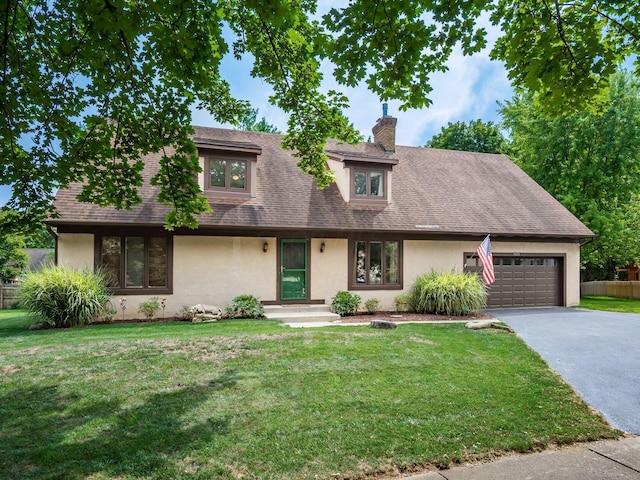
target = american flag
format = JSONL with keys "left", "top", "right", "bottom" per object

{"left": 476, "top": 235, "right": 495, "bottom": 284}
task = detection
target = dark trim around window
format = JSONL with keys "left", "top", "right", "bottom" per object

{"left": 348, "top": 238, "right": 403, "bottom": 290}
{"left": 203, "top": 150, "right": 254, "bottom": 198}
{"left": 95, "top": 234, "right": 173, "bottom": 295}
{"left": 348, "top": 163, "right": 391, "bottom": 204}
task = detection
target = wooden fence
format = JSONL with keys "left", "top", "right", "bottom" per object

{"left": 581, "top": 281, "right": 640, "bottom": 300}
{"left": 0, "top": 284, "right": 19, "bottom": 309}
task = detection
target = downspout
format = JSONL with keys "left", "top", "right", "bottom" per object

{"left": 46, "top": 224, "right": 58, "bottom": 265}
{"left": 579, "top": 236, "right": 596, "bottom": 283}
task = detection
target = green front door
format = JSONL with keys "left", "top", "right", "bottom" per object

{"left": 280, "top": 239, "right": 307, "bottom": 301}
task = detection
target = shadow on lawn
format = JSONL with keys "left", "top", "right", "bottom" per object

{"left": 0, "top": 370, "right": 239, "bottom": 479}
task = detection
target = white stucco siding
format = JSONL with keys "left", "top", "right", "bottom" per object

{"left": 309, "top": 238, "right": 348, "bottom": 302}
{"left": 57, "top": 233, "right": 94, "bottom": 269}
{"left": 326, "top": 158, "right": 350, "bottom": 202}
{"left": 173, "top": 236, "right": 277, "bottom": 310}
{"left": 55, "top": 233, "right": 582, "bottom": 318}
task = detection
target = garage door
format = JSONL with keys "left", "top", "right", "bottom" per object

{"left": 465, "top": 256, "right": 562, "bottom": 308}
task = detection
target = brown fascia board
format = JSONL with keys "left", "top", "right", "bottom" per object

{"left": 53, "top": 221, "right": 593, "bottom": 243}
{"left": 193, "top": 137, "right": 262, "bottom": 155}
{"left": 326, "top": 150, "right": 399, "bottom": 166}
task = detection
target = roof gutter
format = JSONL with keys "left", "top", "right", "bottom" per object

{"left": 46, "top": 223, "right": 58, "bottom": 240}
{"left": 580, "top": 236, "right": 595, "bottom": 247}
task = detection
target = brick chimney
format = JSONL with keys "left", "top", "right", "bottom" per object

{"left": 372, "top": 103, "right": 397, "bottom": 153}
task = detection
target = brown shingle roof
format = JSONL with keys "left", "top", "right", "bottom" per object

{"left": 51, "top": 125, "right": 594, "bottom": 239}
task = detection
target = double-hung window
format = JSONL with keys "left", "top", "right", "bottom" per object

{"left": 350, "top": 239, "right": 402, "bottom": 289}
{"left": 98, "top": 234, "right": 172, "bottom": 294}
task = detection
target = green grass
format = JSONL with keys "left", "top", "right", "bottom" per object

{"left": 0, "top": 310, "right": 620, "bottom": 479}
{"left": 579, "top": 295, "right": 640, "bottom": 313}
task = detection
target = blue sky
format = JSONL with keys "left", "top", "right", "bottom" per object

{"left": 192, "top": 12, "right": 511, "bottom": 147}
{"left": 1, "top": 9, "right": 512, "bottom": 207}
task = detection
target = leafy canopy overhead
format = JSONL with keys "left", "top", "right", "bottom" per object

{"left": 2, "top": 0, "right": 639, "bottom": 230}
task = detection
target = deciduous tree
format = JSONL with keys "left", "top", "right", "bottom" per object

{"left": 236, "top": 109, "right": 281, "bottom": 134}
{"left": 425, "top": 120, "right": 507, "bottom": 153}
{"left": 0, "top": 233, "right": 28, "bottom": 283}
{"left": 501, "top": 71, "right": 640, "bottom": 278}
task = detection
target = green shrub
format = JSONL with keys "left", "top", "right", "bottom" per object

{"left": 175, "top": 305, "right": 195, "bottom": 321}
{"left": 331, "top": 291, "right": 361, "bottom": 316}
{"left": 364, "top": 298, "right": 380, "bottom": 315}
{"left": 394, "top": 292, "right": 414, "bottom": 312}
{"left": 18, "top": 265, "right": 111, "bottom": 328}
{"left": 411, "top": 270, "right": 487, "bottom": 316}
{"left": 225, "top": 294, "right": 265, "bottom": 319}
{"left": 138, "top": 297, "right": 161, "bottom": 320}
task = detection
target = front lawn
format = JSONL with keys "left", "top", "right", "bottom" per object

{"left": 0, "top": 310, "right": 619, "bottom": 479}
{"left": 579, "top": 295, "right": 640, "bottom": 313}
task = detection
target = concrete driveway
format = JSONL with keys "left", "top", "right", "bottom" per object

{"left": 485, "top": 307, "right": 640, "bottom": 435}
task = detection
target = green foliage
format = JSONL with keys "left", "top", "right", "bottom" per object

{"left": 426, "top": 119, "right": 507, "bottom": 153}
{"left": 394, "top": 292, "right": 414, "bottom": 312}
{"left": 411, "top": 271, "right": 487, "bottom": 316}
{"left": 0, "top": 234, "right": 28, "bottom": 282}
{"left": 501, "top": 70, "right": 640, "bottom": 278}
{"left": 224, "top": 294, "right": 265, "bottom": 319}
{"left": 490, "top": 1, "right": 630, "bottom": 115}
{"left": 4, "top": 1, "right": 639, "bottom": 231}
{"left": 331, "top": 291, "right": 361, "bottom": 316}
{"left": 175, "top": 305, "right": 195, "bottom": 321}
{"left": 22, "top": 223, "right": 55, "bottom": 249}
{"left": 237, "top": 108, "right": 281, "bottom": 134}
{"left": 18, "top": 265, "right": 111, "bottom": 328}
{"left": 363, "top": 298, "right": 380, "bottom": 315}
{"left": 137, "top": 297, "right": 161, "bottom": 320}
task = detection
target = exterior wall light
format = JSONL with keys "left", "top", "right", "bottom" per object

{"left": 263, "top": 241, "right": 268, "bottom": 253}
{"left": 320, "top": 241, "right": 326, "bottom": 253}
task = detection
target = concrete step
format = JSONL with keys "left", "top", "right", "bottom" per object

{"left": 264, "top": 304, "right": 340, "bottom": 323}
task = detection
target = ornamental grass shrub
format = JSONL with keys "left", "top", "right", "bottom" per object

{"left": 18, "top": 265, "right": 111, "bottom": 328}
{"left": 411, "top": 270, "right": 487, "bottom": 316}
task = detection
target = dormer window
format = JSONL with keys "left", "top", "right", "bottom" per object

{"left": 194, "top": 137, "right": 261, "bottom": 199}
{"left": 208, "top": 156, "right": 248, "bottom": 192}
{"left": 326, "top": 150, "right": 398, "bottom": 204}
{"left": 350, "top": 165, "right": 391, "bottom": 203}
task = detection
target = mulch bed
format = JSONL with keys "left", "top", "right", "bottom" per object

{"left": 337, "top": 311, "right": 495, "bottom": 324}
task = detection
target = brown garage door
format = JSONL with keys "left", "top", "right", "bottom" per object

{"left": 465, "top": 256, "right": 562, "bottom": 308}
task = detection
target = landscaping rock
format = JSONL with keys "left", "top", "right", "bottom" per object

{"left": 370, "top": 320, "right": 397, "bottom": 329}
{"left": 190, "top": 304, "right": 222, "bottom": 323}
{"left": 465, "top": 319, "right": 495, "bottom": 330}
{"left": 192, "top": 313, "right": 219, "bottom": 323}
{"left": 465, "top": 320, "right": 514, "bottom": 333}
